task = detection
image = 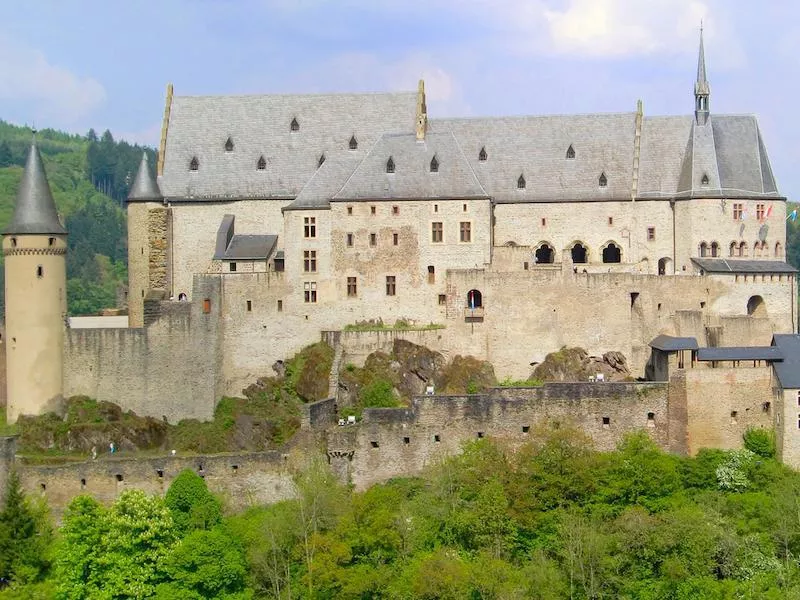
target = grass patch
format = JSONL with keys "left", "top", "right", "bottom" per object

{"left": 343, "top": 319, "right": 445, "bottom": 332}
{"left": 497, "top": 377, "right": 544, "bottom": 388}
{"left": 0, "top": 409, "right": 19, "bottom": 436}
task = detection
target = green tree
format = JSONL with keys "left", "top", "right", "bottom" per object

{"left": 164, "top": 470, "right": 222, "bottom": 535}
{"left": 743, "top": 427, "right": 776, "bottom": 458}
{"left": 0, "top": 142, "right": 12, "bottom": 167}
{"left": 55, "top": 495, "right": 107, "bottom": 599}
{"left": 0, "top": 470, "right": 51, "bottom": 586}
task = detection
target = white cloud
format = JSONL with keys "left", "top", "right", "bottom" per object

{"left": 0, "top": 34, "right": 106, "bottom": 127}
{"left": 116, "top": 122, "right": 162, "bottom": 147}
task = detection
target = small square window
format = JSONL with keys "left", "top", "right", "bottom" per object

{"left": 392, "top": 205, "right": 399, "bottom": 215}
{"left": 647, "top": 227, "right": 655, "bottom": 241}
{"left": 230, "top": 262, "right": 237, "bottom": 272}
{"left": 523, "top": 262, "right": 529, "bottom": 270}
{"left": 602, "top": 416, "right": 610, "bottom": 428}
{"left": 370, "top": 441, "right": 379, "bottom": 448}
{"left": 370, "top": 205, "right": 376, "bottom": 215}
{"left": 403, "top": 437, "right": 410, "bottom": 445}
{"left": 347, "top": 206, "right": 353, "bottom": 215}
{"left": 477, "top": 431, "right": 484, "bottom": 439}
{"left": 522, "top": 425, "right": 530, "bottom": 433}
{"left": 438, "top": 294, "right": 446, "bottom": 305}
{"left": 434, "top": 434, "right": 441, "bottom": 443}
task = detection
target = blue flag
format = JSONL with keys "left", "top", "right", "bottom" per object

{"left": 788, "top": 209, "right": 798, "bottom": 222}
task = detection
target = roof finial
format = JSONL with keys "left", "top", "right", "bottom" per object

{"left": 694, "top": 22, "right": 710, "bottom": 125}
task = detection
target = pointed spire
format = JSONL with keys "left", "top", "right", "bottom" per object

{"left": 694, "top": 23, "right": 710, "bottom": 125}
{"left": 415, "top": 79, "right": 428, "bottom": 142}
{"left": 127, "top": 152, "right": 162, "bottom": 202}
{"left": 3, "top": 139, "right": 66, "bottom": 235}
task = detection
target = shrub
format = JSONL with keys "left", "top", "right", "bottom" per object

{"left": 743, "top": 427, "right": 775, "bottom": 458}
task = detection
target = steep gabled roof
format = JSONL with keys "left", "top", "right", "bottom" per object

{"left": 4, "top": 141, "right": 66, "bottom": 235}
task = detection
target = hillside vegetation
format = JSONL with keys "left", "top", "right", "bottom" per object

{"left": 5, "top": 426, "right": 800, "bottom": 598}
{"left": 0, "top": 120, "right": 156, "bottom": 315}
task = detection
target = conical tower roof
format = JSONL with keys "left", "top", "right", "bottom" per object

{"left": 695, "top": 26, "right": 710, "bottom": 96}
{"left": 3, "top": 140, "right": 66, "bottom": 235}
{"left": 127, "top": 152, "right": 162, "bottom": 202}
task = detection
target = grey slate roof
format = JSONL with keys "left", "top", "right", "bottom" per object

{"left": 696, "top": 346, "right": 783, "bottom": 361}
{"left": 772, "top": 334, "right": 800, "bottom": 389}
{"left": 160, "top": 92, "right": 417, "bottom": 200}
{"left": 217, "top": 235, "right": 277, "bottom": 260}
{"left": 431, "top": 113, "right": 636, "bottom": 203}
{"left": 127, "top": 153, "right": 162, "bottom": 202}
{"left": 649, "top": 335, "right": 699, "bottom": 351}
{"left": 333, "top": 131, "right": 488, "bottom": 201}
{"left": 691, "top": 258, "right": 798, "bottom": 273}
{"left": 4, "top": 142, "right": 67, "bottom": 235}
{"left": 285, "top": 152, "right": 362, "bottom": 210}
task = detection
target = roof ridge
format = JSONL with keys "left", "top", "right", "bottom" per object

{"left": 175, "top": 91, "right": 417, "bottom": 100}
{"left": 447, "top": 128, "right": 489, "bottom": 198}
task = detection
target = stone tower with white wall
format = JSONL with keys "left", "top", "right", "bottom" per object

{"left": 126, "top": 153, "right": 165, "bottom": 327}
{"left": 3, "top": 140, "right": 67, "bottom": 423}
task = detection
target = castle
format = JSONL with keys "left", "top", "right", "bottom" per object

{"left": 3, "top": 32, "right": 800, "bottom": 507}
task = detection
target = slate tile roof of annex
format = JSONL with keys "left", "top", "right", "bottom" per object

{"left": 772, "top": 335, "right": 800, "bottom": 389}
{"left": 691, "top": 258, "right": 797, "bottom": 273}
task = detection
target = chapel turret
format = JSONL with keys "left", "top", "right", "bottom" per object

{"left": 3, "top": 138, "right": 67, "bottom": 423}
{"left": 694, "top": 25, "right": 710, "bottom": 125}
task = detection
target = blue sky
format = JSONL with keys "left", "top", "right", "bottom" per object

{"left": 2, "top": 0, "right": 799, "bottom": 199}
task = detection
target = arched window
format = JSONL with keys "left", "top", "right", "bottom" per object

{"left": 478, "top": 147, "right": 487, "bottom": 161}
{"left": 710, "top": 241, "right": 719, "bottom": 257}
{"left": 699, "top": 242, "right": 708, "bottom": 257}
{"left": 430, "top": 155, "right": 439, "bottom": 173}
{"left": 566, "top": 145, "right": 575, "bottom": 159}
{"left": 598, "top": 172, "right": 608, "bottom": 188}
{"left": 602, "top": 242, "right": 621, "bottom": 263}
{"left": 571, "top": 242, "right": 587, "bottom": 264}
{"left": 349, "top": 135, "right": 358, "bottom": 150}
{"left": 535, "top": 243, "right": 554, "bottom": 264}
{"left": 318, "top": 153, "right": 326, "bottom": 168}
{"left": 466, "top": 289, "right": 482, "bottom": 309}
{"left": 729, "top": 241, "right": 737, "bottom": 257}
{"left": 290, "top": 118, "right": 300, "bottom": 132}
{"left": 658, "top": 257, "right": 672, "bottom": 276}
{"left": 775, "top": 241, "right": 783, "bottom": 257}
{"left": 747, "top": 295, "right": 766, "bottom": 317}
{"left": 224, "top": 137, "right": 234, "bottom": 152}
{"left": 189, "top": 156, "right": 199, "bottom": 171}
{"left": 739, "top": 241, "right": 747, "bottom": 257}
{"left": 257, "top": 155, "right": 266, "bottom": 170}
{"left": 386, "top": 157, "right": 395, "bottom": 173}
{"left": 517, "top": 174, "right": 526, "bottom": 189}
{"left": 753, "top": 241, "right": 761, "bottom": 257}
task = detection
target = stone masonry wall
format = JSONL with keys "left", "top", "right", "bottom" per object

{"left": 346, "top": 382, "right": 669, "bottom": 490}
{"left": 148, "top": 207, "right": 169, "bottom": 291}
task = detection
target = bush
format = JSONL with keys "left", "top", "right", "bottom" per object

{"left": 165, "top": 470, "right": 222, "bottom": 534}
{"left": 360, "top": 379, "right": 398, "bottom": 408}
{"left": 743, "top": 427, "right": 775, "bottom": 458}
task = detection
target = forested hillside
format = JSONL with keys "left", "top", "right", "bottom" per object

{"left": 0, "top": 120, "right": 156, "bottom": 316}
{"left": 4, "top": 428, "right": 800, "bottom": 598}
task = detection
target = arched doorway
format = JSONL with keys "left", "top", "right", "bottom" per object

{"left": 571, "top": 243, "right": 587, "bottom": 264}
{"left": 658, "top": 257, "right": 672, "bottom": 276}
{"left": 602, "top": 242, "right": 621, "bottom": 263}
{"left": 467, "top": 289, "right": 483, "bottom": 309}
{"left": 747, "top": 295, "right": 766, "bottom": 317}
{"left": 535, "top": 243, "right": 554, "bottom": 264}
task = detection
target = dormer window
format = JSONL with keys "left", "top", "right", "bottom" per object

{"left": 349, "top": 135, "right": 358, "bottom": 150}
{"left": 566, "top": 145, "right": 575, "bottom": 159}
{"left": 517, "top": 174, "right": 526, "bottom": 189}
{"left": 224, "top": 137, "right": 234, "bottom": 152}
{"left": 430, "top": 156, "right": 439, "bottom": 173}
{"left": 189, "top": 156, "right": 199, "bottom": 171}
{"left": 290, "top": 118, "right": 300, "bottom": 132}
{"left": 386, "top": 157, "right": 395, "bottom": 173}
{"left": 478, "top": 147, "right": 487, "bottom": 161}
{"left": 318, "top": 153, "right": 326, "bottom": 168}
{"left": 257, "top": 156, "right": 266, "bottom": 170}
{"left": 599, "top": 172, "right": 607, "bottom": 187}
{"left": 701, "top": 173, "right": 709, "bottom": 186}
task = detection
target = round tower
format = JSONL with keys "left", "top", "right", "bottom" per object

{"left": 3, "top": 139, "right": 67, "bottom": 423}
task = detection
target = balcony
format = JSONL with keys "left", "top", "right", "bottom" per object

{"left": 464, "top": 307, "right": 484, "bottom": 322}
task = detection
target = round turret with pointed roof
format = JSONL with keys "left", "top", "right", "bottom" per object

{"left": 127, "top": 152, "right": 162, "bottom": 202}
{"left": 3, "top": 140, "right": 66, "bottom": 235}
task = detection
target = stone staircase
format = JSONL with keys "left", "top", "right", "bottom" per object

{"left": 326, "top": 331, "right": 343, "bottom": 401}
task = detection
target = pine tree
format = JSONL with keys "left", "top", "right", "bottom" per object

{"left": 0, "top": 141, "right": 12, "bottom": 167}
{"left": 0, "top": 470, "right": 38, "bottom": 585}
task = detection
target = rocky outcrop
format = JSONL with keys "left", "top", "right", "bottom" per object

{"left": 532, "top": 347, "right": 631, "bottom": 382}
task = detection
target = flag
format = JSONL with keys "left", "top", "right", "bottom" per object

{"left": 766, "top": 205, "right": 773, "bottom": 218}
{"left": 788, "top": 209, "right": 798, "bottom": 222}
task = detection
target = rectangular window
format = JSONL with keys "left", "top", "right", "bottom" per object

{"left": 438, "top": 294, "right": 446, "bottom": 305}
{"left": 347, "top": 206, "right": 353, "bottom": 215}
{"left": 733, "top": 203, "right": 743, "bottom": 221}
{"left": 463, "top": 203, "right": 467, "bottom": 212}
{"left": 385, "top": 275, "right": 396, "bottom": 296}
{"left": 460, "top": 222, "right": 472, "bottom": 243}
{"left": 393, "top": 232, "right": 399, "bottom": 246}
{"left": 428, "top": 265, "right": 435, "bottom": 284}
{"left": 304, "top": 282, "right": 317, "bottom": 303}
{"left": 608, "top": 216, "right": 613, "bottom": 225}
{"left": 541, "top": 217, "right": 546, "bottom": 227}
{"left": 277, "top": 300, "right": 283, "bottom": 312}
{"left": 346, "top": 233, "right": 354, "bottom": 247}
{"left": 432, "top": 222, "right": 443, "bottom": 243}
{"left": 433, "top": 204, "right": 438, "bottom": 213}
{"left": 392, "top": 205, "right": 399, "bottom": 215}
{"left": 347, "top": 277, "right": 357, "bottom": 297}
{"left": 246, "top": 300, "right": 252, "bottom": 312}
{"left": 304, "top": 216, "right": 316, "bottom": 238}
{"left": 203, "top": 298, "right": 211, "bottom": 313}
{"left": 229, "top": 262, "right": 237, "bottom": 272}
{"left": 370, "top": 205, "right": 376, "bottom": 215}
{"left": 756, "top": 203, "right": 765, "bottom": 220}
{"left": 303, "top": 250, "right": 317, "bottom": 273}
{"left": 369, "top": 233, "right": 377, "bottom": 247}
{"left": 647, "top": 227, "right": 655, "bottom": 241}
